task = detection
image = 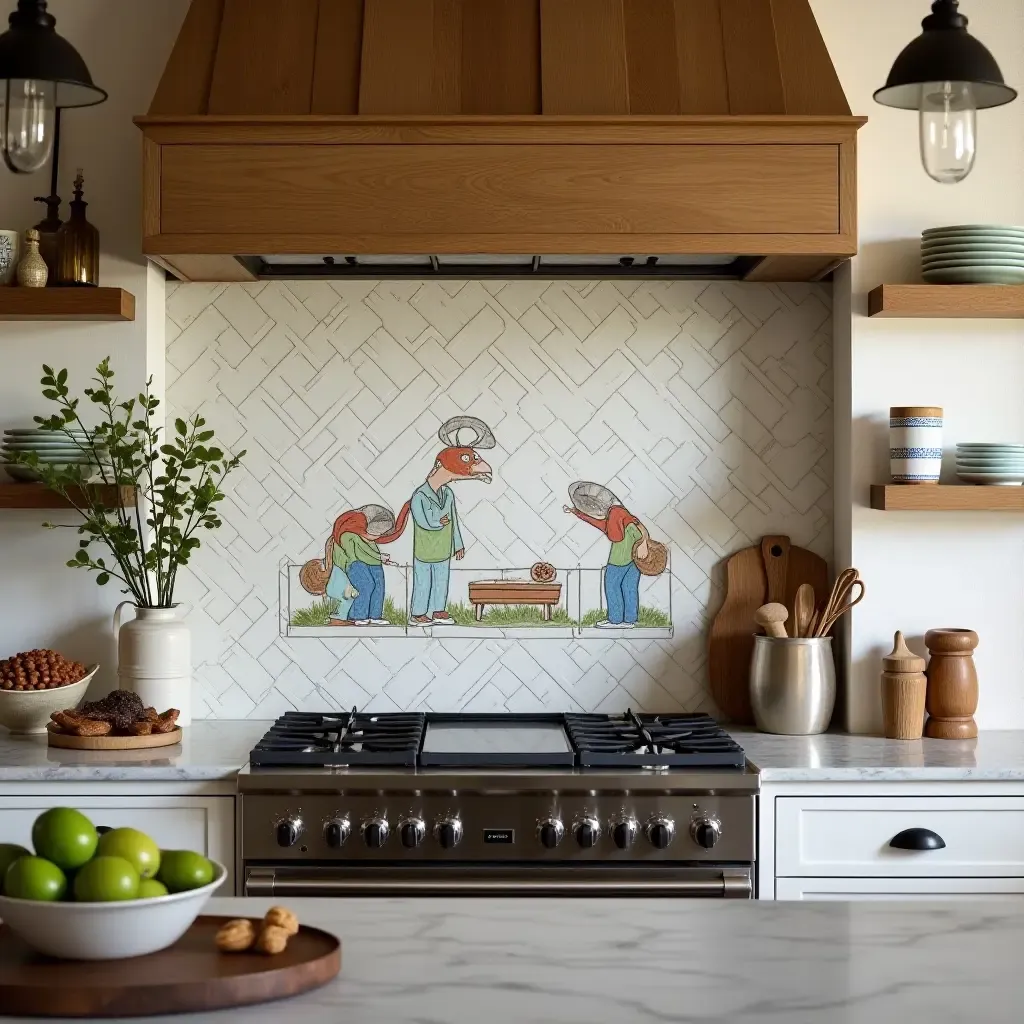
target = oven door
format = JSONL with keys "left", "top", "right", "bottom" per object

{"left": 245, "top": 864, "right": 752, "bottom": 898}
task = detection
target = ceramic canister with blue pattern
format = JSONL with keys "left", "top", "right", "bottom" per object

{"left": 890, "top": 406, "right": 943, "bottom": 483}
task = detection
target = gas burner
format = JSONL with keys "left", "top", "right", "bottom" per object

{"left": 250, "top": 710, "right": 426, "bottom": 767}
{"left": 565, "top": 710, "right": 746, "bottom": 769}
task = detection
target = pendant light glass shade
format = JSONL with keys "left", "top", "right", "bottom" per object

{"left": 874, "top": 1, "right": 1016, "bottom": 184}
{"left": 0, "top": 0, "right": 106, "bottom": 175}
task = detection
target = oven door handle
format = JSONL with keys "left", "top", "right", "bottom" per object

{"left": 245, "top": 867, "right": 752, "bottom": 899}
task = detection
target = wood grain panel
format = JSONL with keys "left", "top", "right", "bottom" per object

{"left": 673, "top": 0, "right": 729, "bottom": 114}
{"left": 143, "top": 138, "right": 161, "bottom": 238}
{"left": 771, "top": 0, "right": 849, "bottom": 114}
{"left": 359, "top": 0, "right": 462, "bottom": 113}
{"left": 870, "top": 485, "right": 1024, "bottom": 512}
{"left": 720, "top": 0, "right": 785, "bottom": 114}
{"left": 0, "top": 288, "right": 135, "bottom": 321}
{"left": 0, "top": 484, "right": 136, "bottom": 510}
{"left": 462, "top": 0, "right": 541, "bottom": 114}
{"left": 311, "top": 0, "right": 364, "bottom": 114}
{"left": 208, "top": 0, "right": 319, "bottom": 114}
{"left": 160, "top": 143, "right": 839, "bottom": 237}
{"left": 623, "top": 0, "right": 678, "bottom": 114}
{"left": 868, "top": 285, "right": 1024, "bottom": 319}
{"left": 148, "top": 0, "right": 224, "bottom": 115}
{"left": 540, "top": 0, "right": 628, "bottom": 113}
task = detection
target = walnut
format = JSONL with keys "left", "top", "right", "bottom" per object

{"left": 263, "top": 906, "right": 299, "bottom": 937}
{"left": 215, "top": 919, "right": 257, "bottom": 953}
{"left": 254, "top": 924, "right": 290, "bottom": 955}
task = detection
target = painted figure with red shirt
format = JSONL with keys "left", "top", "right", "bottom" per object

{"left": 564, "top": 481, "right": 651, "bottom": 629}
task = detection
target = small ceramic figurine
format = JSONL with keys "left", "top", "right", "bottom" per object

{"left": 17, "top": 229, "right": 48, "bottom": 288}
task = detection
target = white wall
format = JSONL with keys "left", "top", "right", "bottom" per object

{"left": 0, "top": 1, "right": 187, "bottom": 692}
{"left": 812, "top": 0, "right": 1024, "bottom": 731}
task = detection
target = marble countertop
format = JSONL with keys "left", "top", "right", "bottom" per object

{"left": 0, "top": 720, "right": 268, "bottom": 781}
{"left": 4, "top": 719, "right": 1024, "bottom": 784}
{"left": 6, "top": 895, "right": 1021, "bottom": 1023}
{"left": 737, "top": 728, "right": 1024, "bottom": 781}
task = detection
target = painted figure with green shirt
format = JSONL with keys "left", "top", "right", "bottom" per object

{"left": 386, "top": 416, "right": 496, "bottom": 626}
{"left": 323, "top": 504, "right": 402, "bottom": 626}
{"left": 564, "top": 481, "right": 651, "bottom": 629}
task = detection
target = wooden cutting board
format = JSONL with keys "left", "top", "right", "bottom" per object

{"left": 47, "top": 724, "right": 183, "bottom": 750}
{"left": 708, "top": 535, "right": 829, "bottom": 723}
{"left": 0, "top": 916, "right": 340, "bottom": 1018}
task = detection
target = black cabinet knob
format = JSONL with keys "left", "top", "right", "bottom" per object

{"left": 538, "top": 820, "right": 564, "bottom": 849}
{"left": 275, "top": 819, "right": 301, "bottom": 848}
{"left": 324, "top": 819, "right": 350, "bottom": 848}
{"left": 576, "top": 820, "right": 600, "bottom": 849}
{"left": 364, "top": 821, "right": 388, "bottom": 848}
{"left": 693, "top": 822, "right": 720, "bottom": 849}
{"left": 647, "top": 820, "right": 674, "bottom": 850}
{"left": 435, "top": 819, "right": 462, "bottom": 849}
{"left": 889, "top": 827, "right": 946, "bottom": 851}
{"left": 400, "top": 819, "right": 426, "bottom": 849}
{"left": 612, "top": 821, "right": 637, "bottom": 850}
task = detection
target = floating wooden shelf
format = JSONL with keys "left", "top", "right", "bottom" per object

{"left": 868, "top": 284, "right": 1024, "bottom": 319}
{"left": 871, "top": 484, "right": 1024, "bottom": 511}
{"left": 0, "top": 287, "right": 135, "bottom": 322}
{"left": 0, "top": 483, "right": 136, "bottom": 510}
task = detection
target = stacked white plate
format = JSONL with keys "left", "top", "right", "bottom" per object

{"left": 956, "top": 443, "right": 1024, "bottom": 486}
{"left": 2, "top": 428, "right": 106, "bottom": 483}
{"left": 922, "top": 226, "right": 1024, "bottom": 284}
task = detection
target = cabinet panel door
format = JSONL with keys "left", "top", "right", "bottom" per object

{"left": 776, "top": 797, "right": 1024, "bottom": 878}
{"left": 777, "top": 876, "right": 1024, "bottom": 901}
{"left": 0, "top": 796, "right": 234, "bottom": 891}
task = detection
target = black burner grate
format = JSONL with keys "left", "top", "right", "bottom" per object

{"left": 249, "top": 710, "right": 426, "bottom": 767}
{"left": 565, "top": 710, "right": 746, "bottom": 768}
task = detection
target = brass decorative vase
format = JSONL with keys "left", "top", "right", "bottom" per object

{"left": 17, "top": 230, "right": 49, "bottom": 288}
{"left": 56, "top": 170, "right": 99, "bottom": 287}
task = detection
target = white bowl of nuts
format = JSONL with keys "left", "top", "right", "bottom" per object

{"left": 0, "top": 650, "right": 97, "bottom": 734}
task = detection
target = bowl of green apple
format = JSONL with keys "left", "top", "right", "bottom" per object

{"left": 0, "top": 807, "right": 224, "bottom": 960}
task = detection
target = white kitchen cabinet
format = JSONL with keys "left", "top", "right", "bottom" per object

{"left": 776, "top": 877, "right": 1024, "bottom": 900}
{"left": 759, "top": 779, "right": 1024, "bottom": 901}
{"left": 0, "top": 793, "right": 235, "bottom": 891}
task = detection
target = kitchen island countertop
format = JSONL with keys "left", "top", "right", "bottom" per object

{"left": 0, "top": 720, "right": 268, "bottom": 781}
{"left": 3, "top": 895, "right": 1020, "bottom": 1023}
{"left": 737, "top": 728, "right": 1024, "bottom": 781}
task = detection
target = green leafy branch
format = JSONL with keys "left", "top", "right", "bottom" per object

{"left": 11, "top": 359, "right": 245, "bottom": 607}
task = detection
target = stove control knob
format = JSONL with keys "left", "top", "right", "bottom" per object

{"left": 575, "top": 817, "right": 601, "bottom": 849}
{"left": 646, "top": 817, "right": 675, "bottom": 850}
{"left": 275, "top": 817, "right": 303, "bottom": 848}
{"left": 363, "top": 817, "right": 389, "bottom": 849}
{"left": 612, "top": 818, "right": 639, "bottom": 850}
{"left": 434, "top": 817, "right": 463, "bottom": 849}
{"left": 538, "top": 818, "right": 565, "bottom": 849}
{"left": 400, "top": 818, "right": 427, "bottom": 849}
{"left": 691, "top": 817, "right": 722, "bottom": 850}
{"left": 323, "top": 817, "right": 351, "bottom": 849}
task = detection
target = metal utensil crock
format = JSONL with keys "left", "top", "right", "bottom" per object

{"left": 750, "top": 635, "right": 835, "bottom": 735}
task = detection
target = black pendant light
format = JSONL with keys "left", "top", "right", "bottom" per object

{"left": 874, "top": 0, "right": 1017, "bottom": 184}
{"left": 0, "top": 0, "right": 107, "bottom": 174}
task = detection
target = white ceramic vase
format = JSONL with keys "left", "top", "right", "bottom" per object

{"left": 113, "top": 604, "right": 191, "bottom": 726}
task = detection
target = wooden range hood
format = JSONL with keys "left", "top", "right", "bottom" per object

{"left": 136, "top": 0, "right": 865, "bottom": 284}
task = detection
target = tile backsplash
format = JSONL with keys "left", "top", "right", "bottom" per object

{"left": 166, "top": 278, "right": 832, "bottom": 719}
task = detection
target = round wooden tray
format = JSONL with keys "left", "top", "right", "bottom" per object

{"left": 0, "top": 916, "right": 341, "bottom": 1018}
{"left": 46, "top": 724, "right": 183, "bottom": 750}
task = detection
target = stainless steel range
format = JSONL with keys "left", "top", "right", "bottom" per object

{"left": 238, "top": 710, "right": 757, "bottom": 899}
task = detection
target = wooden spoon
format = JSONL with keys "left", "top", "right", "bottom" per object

{"left": 793, "top": 584, "right": 815, "bottom": 638}
{"left": 754, "top": 603, "right": 789, "bottom": 638}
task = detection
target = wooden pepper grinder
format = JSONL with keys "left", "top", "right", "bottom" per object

{"left": 881, "top": 631, "right": 927, "bottom": 740}
{"left": 924, "top": 629, "right": 979, "bottom": 739}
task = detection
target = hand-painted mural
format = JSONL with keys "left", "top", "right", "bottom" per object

{"left": 286, "top": 425, "right": 673, "bottom": 639}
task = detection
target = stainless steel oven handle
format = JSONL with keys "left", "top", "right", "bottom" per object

{"left": 245, "top": 867, "right": 752, "bottom": 898}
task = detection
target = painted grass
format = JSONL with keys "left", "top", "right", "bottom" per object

{"left": 580, "top": 606, "right": 672, "bottom": 628}
{"left": 445, "top": 601, "right": 575, "bottom": 627}
{"left": 290, "top": 595, "right": 406, "bottom": 627}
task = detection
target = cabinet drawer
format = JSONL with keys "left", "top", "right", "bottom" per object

{"left": 776, "top": 797, "right": 1024, "bottom": 878}
{"left": 776, "top": 877, "right": 1024, "bottom": 901}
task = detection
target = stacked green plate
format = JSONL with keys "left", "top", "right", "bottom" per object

{"left": 956, "top": 443, "right": 1024, "bottom": 486}
{"left": 922, "top": 226, "right": 1024, "bottom": 284}
{"left": 2, "top": 428, "right": 107, "bottom": 483}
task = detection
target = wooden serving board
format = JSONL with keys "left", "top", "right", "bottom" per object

{"left": 708, "top": 535, "right": 828, "bottom": 723}
{"left": 47, "top": 724, "right": 183, "bottom": 750}
{"left": 0, "top": 916, "right": 341, "bottom": 1018}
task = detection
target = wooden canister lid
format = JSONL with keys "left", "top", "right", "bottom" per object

{"left": 882, "top": 631, "right": 926, "bottom": 672}
{"left": 890, "top": 406, "right": 943, "bottom": 418}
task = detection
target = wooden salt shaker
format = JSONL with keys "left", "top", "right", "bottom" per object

{"left": 924, "top": 629, "right": 979, "bottom": 739}
{"left": 881, "top": 631, "right": 926, "bottom": 740}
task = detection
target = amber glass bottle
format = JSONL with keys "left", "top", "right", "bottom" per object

{"left": 56, "top": 170, "right": 99, "bottom": 286}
